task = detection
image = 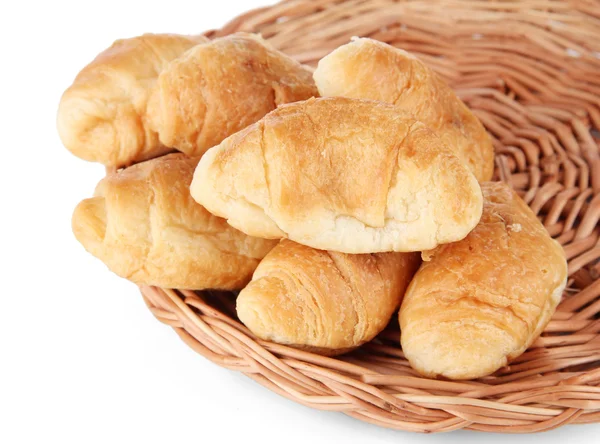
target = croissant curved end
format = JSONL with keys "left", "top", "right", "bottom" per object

{"left": 72, "top": 196, "right": 108, "bottom": 257}
{"left": 401, "top": 319, "right": 516, "bottom": 380}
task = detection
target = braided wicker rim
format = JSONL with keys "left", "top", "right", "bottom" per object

{"left": 141, "top": 0, "right": 600, "bottom": 433}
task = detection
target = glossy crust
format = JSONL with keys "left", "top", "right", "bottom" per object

{"left": 237, "top": 240, "right": 421, "bottom": 355}
{"left": 314, "top": 38, "right": 494, "bottom": 182}
{"left": 57, "top": 33, "right": 208, "bottom": 167}
{"left": 399, "top": 182, "right": 568, "bottom": 380}
{"left": 191, "top": 97, "right": 483, "bottom": 254}
{"left": 147, "top": 33, "right": 318, "bottom": 157}
{"left": 72, "top": 154, "right": 276, "bottom": 289}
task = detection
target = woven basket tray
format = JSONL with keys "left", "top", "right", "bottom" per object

{"left": 140, "top": 0, "right": 600, "bottom": 433}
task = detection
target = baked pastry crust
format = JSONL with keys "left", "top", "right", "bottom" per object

{"left": 237, "top": 239, "right": 421, "bottom": 355}
{"left": 72, "top": 154, "right": 277, "bottom": 289}
{"left": 399, "top": 182, "right": 568, "bottom": 380}
{"left": 147, "top": 33, "right": 318, "bottom": 157}
{"left": 314, "top": 38, "right": 494, "bottom": 182}
{"left": 191, "top": 96, "right": 483, "bottom": 253}
{"left": 57, "top": 33, "right": 208, "bottom": 167}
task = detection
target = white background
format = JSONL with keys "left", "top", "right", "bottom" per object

{"left": 1, "top": 0, "right": 598, "bottom": 443}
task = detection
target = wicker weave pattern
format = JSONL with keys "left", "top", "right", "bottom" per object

{"left": 141, "top": 0, "right": 600, "bottom": 433}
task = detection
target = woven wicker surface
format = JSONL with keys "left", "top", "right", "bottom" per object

{"left": 141, "top": 0, "right": 600, "bottom": 433}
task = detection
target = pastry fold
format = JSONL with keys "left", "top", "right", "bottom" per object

{"left": 147, "top": 32, "right": 318, "bottom": 157}
{"left": 191, "top": 97, "right": 483, "bottom": 253}
{"left": 58, "top": 33, "right": 208, "bottom": 167}
{"left": 237, "top": 240, "right": 421, "bottom": 355}
{"left": 314, "top": 38, "right": 494, "bottom": 182}
{"left": 72, "top": 154, "right": 277, "bottom": 289}
{"left": 399, "top": 182, "right": 568, "bottom": 380}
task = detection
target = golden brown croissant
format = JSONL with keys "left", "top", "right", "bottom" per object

{"left": 147, "top": 33, "right": 318, "bottom": 157}
{"left": 314, "top": 38, "right": 494, "bottom": 182}
{"left": 72, "top": 154, "right": 277, "bottom": 289}
{"left": 237, "top": 240, "right": 421, "bottom": 355}
{"left": 399, "top": 182, "right": 567, "bottom": 380}
{"left": 191, "top": 97, "right": 483, "bottom": 254}
{"left": 57, "top": 33, "right": 208, "bottom": 167}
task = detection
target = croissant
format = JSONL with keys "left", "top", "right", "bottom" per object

{"left": 314, "top": 38, "right": 494, "bottom": 182}
{"left": 72, "top": 154, "right": 277, "bottom": 289}
{"left": 57, "top": 33, "right": 207, "bottom": 167}
{"left": 399, "top": 182, "right": 568, "bottom": 380}
{"left": 237, "top": 240, "right": 421, "bottom": 355}
{"left": 191, "top": 97, "right": 483, "bottom": 254}
{"left": 147, "top": 33, "right": 318, "bottom": 157}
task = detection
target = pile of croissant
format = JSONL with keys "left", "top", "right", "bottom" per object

{"left": 59, "top": 33, "right": 567, "bottom": 380}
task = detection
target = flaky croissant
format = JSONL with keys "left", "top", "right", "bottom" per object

{"left": 57, "top": 33, "right": 207, "bottom": 167}
{"left": 399, "top": 182, "right": 567, "bottom": 380}
{"left": 146, "top": 32, "right": 318, "bottom": 157}
{"left": 191, "top": 97, "right": 483, "bottom": 254}
{"left": 237, "top": 240, "right": 421, "bottom": 355}
{"left": 314, "top": 38, "right": 494, "bottom": 182}
{"left": 72, "top": 154, "right": 277, "bottom": 289}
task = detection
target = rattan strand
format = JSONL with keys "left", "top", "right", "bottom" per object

{"left": 140, "top": 0, "right": 600, "bottom": 433}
